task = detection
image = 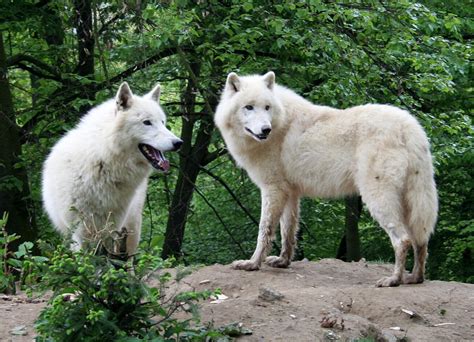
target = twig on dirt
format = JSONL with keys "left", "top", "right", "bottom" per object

{"left": 389, "top": 326, "right": 404, "bottom": 331}
{"left": 433, "top": 322, "right": 456, "bottom": 327}
{"left": 401, "top": 308, "right": 415, "bottom": 317}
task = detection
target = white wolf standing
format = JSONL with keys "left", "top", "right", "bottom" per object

{"left": 214, "top": 71, "right": 438, "bottom": 287}
{"left": 42, "top": 82, "right": 182, "bottom": 255}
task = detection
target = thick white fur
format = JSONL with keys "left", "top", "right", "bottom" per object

{"left": 42, "top": 83, "right": 181, "bottom": 254}
{"left": 215, "top": 72, "right": 438, "bottom": 287}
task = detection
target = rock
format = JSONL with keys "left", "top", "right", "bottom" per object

{"left": 210, "top": 293, "right": 228, "bottom": 304}
{"left": 218, "top": 322, "right": 252, "bottom": 337}
{"left": 323, "top": 330, "right": 340, "bottom": 341}
{"left": 381, "top": 330, "right": 399, "bottom": 342}
{"left": 10, "top": 325, "right": 27, "bottom": 336}
{"left": 258, "top": 287, "right": 284, "bottom": 302}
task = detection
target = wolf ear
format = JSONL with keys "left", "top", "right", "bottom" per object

{"left": 146, "top": 83, "right": 161, "bottom": 102}
{"left": 116, "top": 82, "right": 133, "bottom": 110}
{"left": 226, "top": 72, "right": 240, "bottom": 93}
{"left": 262, "top": 71, "right": 275, "bottom": 90}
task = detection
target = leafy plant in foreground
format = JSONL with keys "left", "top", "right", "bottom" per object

{"left": 0, "top": 213, "right": 17, "bottom": 294}
{"left": 35, "top": 247, "right": 222, "bottom": 341}
{"left": 1, "top": 213, "right": 47, "bottom": 294}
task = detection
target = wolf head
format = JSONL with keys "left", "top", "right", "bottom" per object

{"left": 114, "top": 82, "right": 182, "bottom": 172}
{"left": 215, "top": 71, "right": 284, "bottom": 142}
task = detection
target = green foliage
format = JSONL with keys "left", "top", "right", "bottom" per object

{"left": 1, "top": 213, "right": 47, "bottom": 294}
{"left": 0, "top": 213, "right": 18, "bottom": 293}
{"left": 35, "top": 247, "right": 221, "bottom": 341}
{"left": 0, "top": 175, "right": 23, "bottom": 192}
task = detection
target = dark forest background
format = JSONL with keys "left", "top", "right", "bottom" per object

{"left": 1, "top": 0, "right": 472, "bottom": 282}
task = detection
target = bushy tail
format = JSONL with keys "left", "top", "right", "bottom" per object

{"left": 405, "top": 139, "right": 438, "bottom": 246}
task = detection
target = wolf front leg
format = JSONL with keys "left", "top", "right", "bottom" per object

{"left": 232, "top": 187, "right": 288, "bottom": 271}
{"left": 266, "top": 194, "right": 300, "bottom": 268}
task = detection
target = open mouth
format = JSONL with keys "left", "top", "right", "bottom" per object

{"left": 138, "top": 144, "right": 170, "bottom": 172}
{"left": 245, "top": 127, "right": 269, "bottom": 141}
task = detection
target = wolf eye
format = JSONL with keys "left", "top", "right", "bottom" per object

{"left": 265, "top": 105, "right": 270, "bottom": 110}
{"left": 143, "top": 120, "right": 152, "bottom": 126}
{"left": 245, "top": 105, "right": 254, "bottom": 110}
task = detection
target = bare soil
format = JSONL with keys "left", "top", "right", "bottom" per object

{"left": 166, "top": 259, "right": 474, "bottom": 341}
{"left": 0, "top": 293, "right": 47, "bottom": 341}
{"left": 1, "top": 259, "right": 473, "bottom": 341}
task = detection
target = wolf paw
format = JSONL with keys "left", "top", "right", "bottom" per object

{"left": 231, "top": 259, "right": 260, "bottom": 271}
{"left": 376, "top": 275, "right": 401, "bottom": 287}
{"left": 403, "top": 273, "right": 424, "bottom": 284}
{"left": 265, "top": 256, "right": 290, "bottom": 268}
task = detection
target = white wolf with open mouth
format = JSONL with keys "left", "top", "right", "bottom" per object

{"left": 214, "top": 71, "right": 438, "bottom": 287}
{"left": 42, "top": 82, "right": 182, "bottom": 254}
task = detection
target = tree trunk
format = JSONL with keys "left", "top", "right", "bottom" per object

{"left": 161, "top": 64, "right": 218, "bottom": 259}
{"left": 0, "top": 32, "right": 37, "bottom": 250}
{"left": 161, "top": 118, "right": 215, "bottom": 258}
{"left": 343, "top": 195, "right": 362, "bottom": 261}
{"left": 294, "top": 226, "right": 305, "bottom": 260}
{"left": 73, "top": 0, "right": 94, "bottom": 78}
{"left": 336, "top": 234, "right": 347, "bottom": 261}
{"left": 73, "top": 0, "right": 95, "bottom": 112}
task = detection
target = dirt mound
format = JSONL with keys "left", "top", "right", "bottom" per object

{"left": 166, "top": 259, "right": 474, "bottom": 341}
{"left": 1, "top": 259, "right": 473, "bottom": 341}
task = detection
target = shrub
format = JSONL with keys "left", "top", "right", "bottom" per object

{"left": 1, "top": 213, "right": 47, "bottom": 294}
{"left": 34, "top": 246, "right": 222, "bottom": 341}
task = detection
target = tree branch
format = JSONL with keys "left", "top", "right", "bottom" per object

{"left": 106, "top": 46, "right": 183, "bottom": 86}
{"left": 6, "top": 54, "right": 62, "bottom": 81}
{"left": 14, "top": 62, "right": 63, "bottom": 82}
{"left": 202, "top": 147, "right": 228, "bottom": 166}
{"left": 198, "top": 165, "right": 259, "bottom": 226}
{"left": 98, "top": 9, "right": 126, "bottom": 35}
{"left": 35, "top": 0, "right": 51, "bottom": 7}
{"left": 193, "top": 185, "right": 246, "bottom": 256}
{"left": 233, "top": 49, "right": 307, "bottom": 64}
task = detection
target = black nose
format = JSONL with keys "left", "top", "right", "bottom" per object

{"left": 261, "top": 127, "right": 272, "bottom": 136}
{"left": 173, "top": 139, "right": 183, "bottom": 150}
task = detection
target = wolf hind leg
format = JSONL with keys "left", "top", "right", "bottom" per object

{"left": 404, "top": 243, "right": 427, "bottom": 284}
{"left": 265, "top": 195, "right": 299, "bottom": 268}
{"left": 360, "top": 184, "right": 411, "bottom": 287}
{"left": 402, "top": 167, "right": 436, "bottom": 284}
{"left": 376, "top": 233, "right": 411, "bottom": 287}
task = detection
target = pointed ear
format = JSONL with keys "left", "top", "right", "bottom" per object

{"left": 262, "top": 71, "right": 275, "bottom": 90}
{"left": 146, "top": 83, "right": 161, "bottom": 102}
{"left": 225, "top": 72, "right": 240, "bottom": 94}
{"left": 116, "top": 82, "right": 133, "bottom": 110}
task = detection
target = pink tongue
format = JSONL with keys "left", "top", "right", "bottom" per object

{"left": 151, "top": 148, "right": 170, "bottom": 172}
{"left": 160, "top": 159, "right": 170, "bottom": 172}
